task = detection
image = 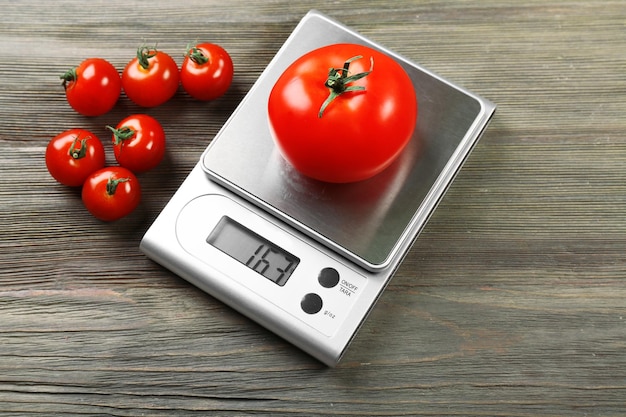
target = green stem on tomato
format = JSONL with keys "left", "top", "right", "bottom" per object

{"left": 318, "top": 55, "right": 373, "bottom": 118}
{"left": 68, "top": 134, "right": 88, "bottom": 159}
{"left": 60, "top": 68, "right": 77, "bottom": 90}
{"left": 137, "top": 45, "right": 158, "bottom": 70}
{"left": 106, "top": 176, "right": 129, "bottom": 196}
{"left": 106, "top": 125, "right": 136, "bottom": 146}
{"left": 186, "top": 44, "right": 209, "bottom": 65}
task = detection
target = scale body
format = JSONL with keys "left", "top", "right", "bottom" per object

{"left": 140, "top": 10, "right": 496, "bottom": 367}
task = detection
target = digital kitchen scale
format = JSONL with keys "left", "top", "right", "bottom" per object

{"left": 140, "top": 10, "right": 496, "bottom": 366}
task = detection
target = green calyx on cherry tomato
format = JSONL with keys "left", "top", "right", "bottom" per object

{"left": 122, "top": 45, "right": 180, "bottom": 107}
{"left": 45, "top": 128, "right": 106, "bottom": 187}
{"left": 82, "top": 167, "right": 141, "bottom": 222}
{"left": 106, "top": 114, "right": 166, "bottom": 173}
{"left": 268, "top": 43, "right": 418, "bottom": 183}
{"left": 180, "top": 42, "right": 234, "bottom": 101}
{"left": 60, "top": 58, "right": 121, "bottom": 116}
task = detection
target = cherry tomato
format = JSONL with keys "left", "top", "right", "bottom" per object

{"left": 60, "top": 58, "right": 121, "bottom": 116}
{"left": 180, "top": 42, "right": 234, "bottom": 101}
{"left": 45, "top": 129, "right": 106, "bottom": 187}
{"left": 82, "top": 167, "right": 141, "bottom": 222}
{"left": 268, "top": 43, "right": 418, "bottom": 183}
{"left": 107, "top": 114, "right": 166, "bottom": 173}
{"left": 122, "top": 46, "right": 180, "bottom": 107}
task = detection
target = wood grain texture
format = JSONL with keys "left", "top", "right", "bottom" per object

{"left": 1, "top": 0, "right": 625, "bottom": 415}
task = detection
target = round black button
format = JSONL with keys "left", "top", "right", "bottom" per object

{"left": 301, "top": 293, "right": 323, "bottom": 314}
{"left": 318, "top": 267, "right": 340, "bottom": 288}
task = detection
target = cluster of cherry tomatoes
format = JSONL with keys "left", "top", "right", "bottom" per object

{"left": 46, "top": 43, "right": 234, "bottom": 221}
{"left": 45, "top": 115, "right": 165, "bottom": 222}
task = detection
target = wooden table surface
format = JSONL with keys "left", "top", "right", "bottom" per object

{"left": 1, "top": 0, "right": 625, "bottom": 415}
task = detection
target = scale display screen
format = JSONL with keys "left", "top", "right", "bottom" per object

{"left": 207, "top": 216, "right": 300, "bottom": 286}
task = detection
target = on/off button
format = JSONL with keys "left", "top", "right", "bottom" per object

{"left": 318, "top": 267, "right": 340, "bottom": 288}
{"left": 301, "top": 293, "right": 323, "bottom": 314}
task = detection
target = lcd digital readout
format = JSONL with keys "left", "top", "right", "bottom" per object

{"left": 207, "top": 216, "right": 299, "bottom": 286}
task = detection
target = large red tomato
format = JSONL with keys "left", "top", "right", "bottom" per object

{"left": 267, "top": 43, "right": 417, "bottom": 183}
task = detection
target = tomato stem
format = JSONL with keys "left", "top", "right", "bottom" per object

{"left": 106, "top": 176, "right": 129, "bottom": 196}
{"left": 60, "top": 68, "right": 77, "bottom": 90}
{"left": 106, "top": 125, "right": 136, "bottom": 146}
{"left": 137, "top": 45, "right": 158, "bottom": 70}
{"left": 318, "top": 55, "right": 373, "bottom": 118}
{"left": 186, "top": 44, "right": 209, "bottom": 65}
{"left": 69, "top": 134, "right": 89, "bottom": 159}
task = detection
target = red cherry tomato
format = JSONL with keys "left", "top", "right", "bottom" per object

{"left": 82, "top": 167, "right": 141, "bottom": 222}
{"left": 122, "top": 46, "right": 180, "bottom": 107}
{"left": 268, "top": 43, "right": 418, "bottom": 183}
{"left": 107, "top": 114, "right": 166, "bottom": 173}
{"left": 45, "top": 128, "right": 106, "bottom": 187}
{"left": 180, "top": 42, "right": 234, "bottom": 101}
{"left": 60, "top": 58, "right": 121, "bottom": 116}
